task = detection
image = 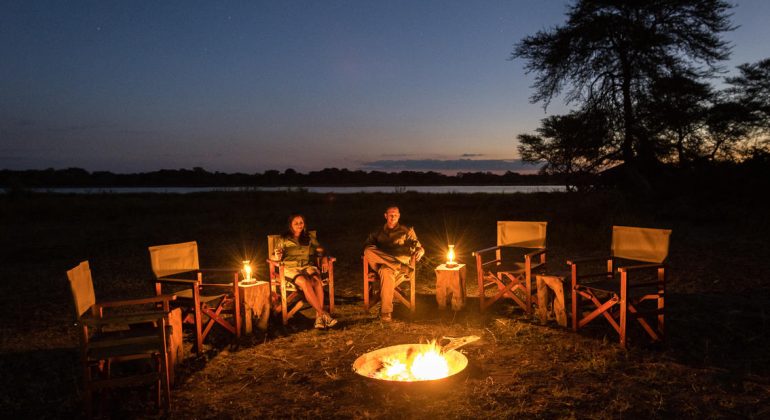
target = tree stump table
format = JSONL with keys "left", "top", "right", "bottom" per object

{"left": 435, "top": 263, "right": 467, "bottom": 311}
{"left": 239, "top": 280, "right": 270, "bottom": 333}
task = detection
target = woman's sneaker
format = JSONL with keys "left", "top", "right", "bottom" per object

{"left": 314, "top": 316, "right": 326, "bottom": 329}
{"left": 323, "top": 313, "right": 338, "bottom": 328}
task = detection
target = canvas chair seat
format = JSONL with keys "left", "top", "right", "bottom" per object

{"left": 172, "top": 288, "right": 226, "bottom": 303}
{"left": 474, "top": 221, "right": 547, "bottom": 314}
{"left": 491, "top": 261, "right": 528, "bottom": 275}
{"left": 267, "top": 232, "right": 335, "bottom": 326}
{"left": 67, "top": 261, "right": 173, "bottom": 416}
{"left": 87, "top": 329, "right": 170, "bottom": 360}
{"left": 149, "top": 241, "right": 241, "bottom": 356}
{"left": 569, "top": 225, "right": 671, "bottom": 348}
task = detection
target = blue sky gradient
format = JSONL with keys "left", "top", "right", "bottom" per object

{"left": 2, "top": 1, "right": 769, "bottom": 173}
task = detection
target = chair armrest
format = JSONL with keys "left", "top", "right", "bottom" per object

{"left": 618, "top": 263, "right": 665, "bottom": 273}
{"left": 525, "top": 247, "right": 547, "bottom": 259}
{"left": 95, "top": 294, "right": 177, "bottom": 310}
{"left": 82, "top": 310, "right": 168, "bottom": 327}
{"left": 566, "top": 256, "right": 611, "bottom": 265}
{"left": 155, "top": 277, "right": 199, "bottom": 286}
{"left": 574, "top": 271, "right": 614, "bottom": 281}
{"left": 199, "top": 282, "right": 234, "bottom": 289}
{"left": 472, "top": 245, "right": 501, "bottom": 256}
{"left": 199, "top": 267, "right": 240, "bottom": 274}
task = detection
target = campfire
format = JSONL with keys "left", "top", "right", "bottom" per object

{"left": 353, "top": 336, "right": 478, "bottom": 382}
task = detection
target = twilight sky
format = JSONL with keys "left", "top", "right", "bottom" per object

{"left": 2, "top": 0, "right": 769, "bottom": 174}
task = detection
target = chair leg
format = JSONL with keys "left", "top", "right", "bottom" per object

{"left": 363, "top": 257, "right": 370, "bottom": 311}
{"left": 410, "top": 273, "right": 415, "bottom": 314}
{"left": 82, "top": 360, "right": 92, "bottom": 418}
{"left": 619, "top": 271, "right": 628, "bottom": 348}
{"left": 159, "top": 320, "right": 171, "bottom": 412}
{"left": 328, "top": 265, "right": 335, "bottom": 314}
{"left": 233, "top": 273, "right": 241, "bottom": 339}
{"left": 193, "top": 285, "right": 203, "bottom": 356}
{"left": 571, "top": 263, "right": 578, "bottom": 331}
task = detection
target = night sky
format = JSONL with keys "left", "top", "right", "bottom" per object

{"left": 2, "top": 1, "right": 769, "bottom": 174}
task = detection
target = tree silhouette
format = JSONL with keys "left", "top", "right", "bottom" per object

{"left": 517, "top": 108, "right": 616, "bottom": 191}
{"left": 512, "top": 0, "right": 734, "bottom": 176}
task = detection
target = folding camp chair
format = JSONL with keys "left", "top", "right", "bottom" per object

{"left": 473, "top": 221, "right": 547, "bottom": 313}
{"left": 67, "top": 261, "right": 174, "bottom": 417}
{"left": 568, "top": 225, "right": 671, "bottom": 347}
{"left": 363, "top": 252, "right": 417, "bottom": 315}
{"left": 266, "top": 231, "right": 335, "bottom": 325}
{"left": 149, "top": 241, "right": 241, "bottom": 355}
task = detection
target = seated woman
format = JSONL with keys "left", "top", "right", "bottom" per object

{"left": 275, "top": 214, "right": 337, "bottom": 329}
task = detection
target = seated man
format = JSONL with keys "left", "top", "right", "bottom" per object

{"left": 364, "top": 205, "right": 425, "bottom": 322}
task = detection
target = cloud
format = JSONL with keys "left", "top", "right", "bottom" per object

{"left": 360, "top": 158, "right": 541, "bottom": 174}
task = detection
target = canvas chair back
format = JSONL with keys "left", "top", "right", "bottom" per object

{"left": 611, "top": 226, "right": 671, "bottom": 263}
{"left": 497, "top": 221, "right": 547, "bottom": 248}
{"left": 67, "top": 261, "right": 95, "bottom": 319}
{"left": 148, "top": 241, "right": 200, "bottom": 278}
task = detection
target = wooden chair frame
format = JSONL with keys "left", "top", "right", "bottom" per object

{"left": 568, "top": 226, "right": 670, "bottom": 348}
{"left": 68, "top": 261, "right": 175, "bottom": 417}
{"left": 266, "top": 233, "right": 336, "bottom": 326}
{"left": 149, "top": 242, "right": 241, "bottom": 356}
{"left": 474, "top": 246, "right": 546, "bottom": 313}
{"left": 473, "top": 221, "right": 548, "bottom": 314}
{"left": 363, "top": 253, "right": 417, "bottom": 314}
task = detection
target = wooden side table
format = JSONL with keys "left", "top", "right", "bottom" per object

{"left": 239, "top": 280, "right": 270, "bottom": 333}
{"left": 435, "top": 263, "right": 467, "bottom": 311}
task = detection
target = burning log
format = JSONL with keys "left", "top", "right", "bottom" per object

{"left": 352, "top": 336, "right": 479, "bottom": 383}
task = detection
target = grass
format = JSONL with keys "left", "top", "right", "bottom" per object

{"left": 1, "top": 190, "right": 769, "bottom": 418}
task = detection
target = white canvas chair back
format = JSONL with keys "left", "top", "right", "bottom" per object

{"left": 611, "top": 226, "right": 671, "bottom": 263}
{"left": 267, "top": 235, "right": 281, "bottom": 257}
{"left": 67, "top": 261, "right": 95, "bottom": 319}
{"left": 497, "top": 221, "right": 547, "bottom": 248}
{"left": 148, "top": 241, "right": 200, "bottom": 278}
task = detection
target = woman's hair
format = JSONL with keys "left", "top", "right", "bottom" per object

{"left": 284, "top": 213, "right": 311, "bottom": 245}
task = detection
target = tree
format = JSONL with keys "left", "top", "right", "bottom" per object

{"left": 513, "top": 0, "right": 734, "bottom": 173}
{"left": 724, "top": 58, "right": 770, "bottom": 156}
{"left": 518, "top": 108, "right": 616, "bottom": 191}
{"left": 639, "top": 74, "right": 713, "bottom": 166}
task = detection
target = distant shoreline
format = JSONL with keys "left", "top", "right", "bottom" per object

{"left": 9, "top": 185, "right": 567, "bottom": 194}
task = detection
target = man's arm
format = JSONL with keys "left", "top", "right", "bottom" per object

{"left": 407, "top": 227, "right": 425, "bottom": 261}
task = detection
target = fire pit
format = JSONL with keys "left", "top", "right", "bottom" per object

{"left": 352, "top": 336, "right": 478, "bottom": 383}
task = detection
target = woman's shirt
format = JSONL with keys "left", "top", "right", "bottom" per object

{"left": 279, "top": 231, "right": 321, "bottom": 268}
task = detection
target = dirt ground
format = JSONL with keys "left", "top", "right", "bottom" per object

{"left": 1, "top": 191, "right": 769, "bottom": 418}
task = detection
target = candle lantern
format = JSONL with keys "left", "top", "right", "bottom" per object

{"left": 446, "top": 245, "right": 457, "bottom": 268}
{"left": 242, "top": 260, "right": 253, "bottom": 282}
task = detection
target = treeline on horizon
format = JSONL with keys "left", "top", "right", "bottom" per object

{"left": 0, "top": 167, "right": 568, "bottom": 189}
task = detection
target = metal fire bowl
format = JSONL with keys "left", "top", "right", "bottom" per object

{"left": 352, "top": 343, "right": 468, "bottom": 384}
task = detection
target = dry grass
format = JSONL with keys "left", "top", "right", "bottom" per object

{"left": 1, "top": 190, "right": 769, "bottom": 418}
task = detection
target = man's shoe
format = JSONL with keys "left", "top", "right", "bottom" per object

{"left": 380, "top": 312, "right": 393, "bottom": 323}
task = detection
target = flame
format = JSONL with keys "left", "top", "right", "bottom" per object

{"left": 446, "top": 244, "right": 457, "bottom": 266}
{"left": 242, "top": 260, "right": 252, "bottom": 281}
{"left": 372, "top": 341, "right": 450, "bottom": 381}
